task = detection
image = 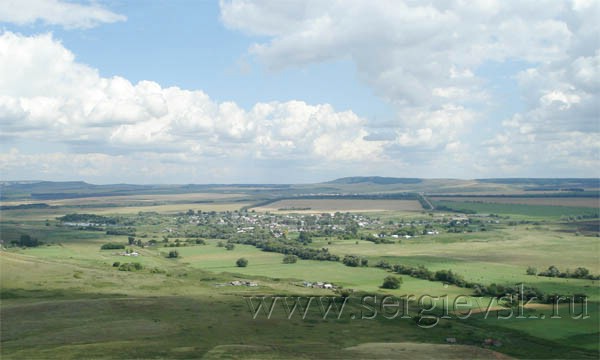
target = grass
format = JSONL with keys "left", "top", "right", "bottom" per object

{"left": 1, "top": 202, "right": 599, "bottom": 359}
{"left": 431, "top": 196, "right": 600, "bottom": 208}
{"left": 433, "top": 200, "right": 599, "bottom": 218}
{"left": 312, "top": 226, "right": 600, "bottom": 301}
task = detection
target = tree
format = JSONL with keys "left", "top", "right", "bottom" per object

{"left": 11, "top": 234, "right": 40, "bottom": 247}
{"left": 526, "top": 266, "right": 537, "bottom": 275}
{"left": 225, "top": 243, "right": 235, "bottom": 251}
{"left": 282, "top": 254, "right": 298, "bottom": 264}
{"left": 343, "top": 255, "right": 361, "bottom": 267}
{"left": 128, "top": 236, "right": 135, "bottom": 245}
{"left": 100, "top": 243, "right": 125, "bottom": 250}
{"left": 168, "top": 250, "right": 179, "bottom": 258}
{"left": 539, "top": 265, "right": 561, "bottom": 277}
{"left": 298, "top": 231, "right": 312, "bottom": 244}
{"left": 236, "top": 257, "right": 248, "bottom": 267}
{"left": 381, "top": 275, "right": 402, "bottom": 289}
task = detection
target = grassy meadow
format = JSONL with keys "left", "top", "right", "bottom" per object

{"left": 1, "top": 187, "right": 599, "bottom": 359}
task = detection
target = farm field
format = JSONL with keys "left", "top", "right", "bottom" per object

{"left": 432, "top": 200, "right": 599, "bottom": 218}
{"left": 0, "top": 192, "right": 247, "bottom": 207}
{"left": 431, "top": 196, "right": 599, "bottom": 208}
{"left": 1, "top": 179, "right": 599, "bottom": 359}
{"left": 251, "top": 199, "right": 424, "bottom": 212}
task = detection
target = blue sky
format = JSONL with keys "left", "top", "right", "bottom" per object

{"left": 0, "top": 1, "right": 598, "bottom": 183}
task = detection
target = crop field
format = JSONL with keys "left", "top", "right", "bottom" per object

{"left": 1, "top": 184, "right": 599, "bottom": 359}
{"left": 1, "top": 192, "right": 247, "bottom": 207}
{"left": 432, "top": 200, "right": 599, "bottom": 218}
{"left": 431, "top": 196, "right": 599, "bottom": 208}
{"left": 251, "top": 199, "right": 423, "bottom": 213}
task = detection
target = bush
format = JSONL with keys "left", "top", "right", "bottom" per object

{"left": 337, "top": 288, "right": 353, "bottom": 298}
{"left": 381, "top": 275, "right": 402, "bottom": 289}
{"left": 375, "top": 260, "right": 391, "bottom": 269}
{"left": 343, "top": 255, "right": 363, "bottom": 267}
{"left": 195, "top": 239, "right": 206, "bottom": 245}
{"left": 225, "top": 243, "right": 235, "bottom": 251}
{"left": 100, "top": 243, "right": 125, "bottom": 250}
{"left": 282, "top": 254, "right": 298, "bottom": 264}
{"left": 526, "top": 266, "right": 537, "bottom": 275}
{"left": 167, "top": 250, "right": 179, "bottom": 258}
{"left": 434, "top": 269, "right": 466, "bottom": 287}
{"left": 118, "top": 262, "right": 143, "bottom": 271}
{"left": 236, "top": 258, "right": 248, "bottom": 267}
{"left": 10, "top": 234, "right": 42, "bottom": 248}
{"left": 298, "top": 231, "right": 312, "bottom": 244}
{"left": 112, "top": 261, "right": 120, "bottom": 267}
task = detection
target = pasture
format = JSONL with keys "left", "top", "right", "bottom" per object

{"left": 1, "top": 191, "right": 599, "bottom": 359}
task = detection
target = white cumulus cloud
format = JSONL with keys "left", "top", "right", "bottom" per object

{"left": 0, "top": 0, "right": 126, "bottom": 29}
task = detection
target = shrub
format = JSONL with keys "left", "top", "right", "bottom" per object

{"left": 526, "top": 266, "right": 537, "bottom": 275}
{"left": 282, "top": 254, "right": 298, "bottom": 264}
{"left": 298, "top": 231, "right": 312, "bottom": 244}
{"left": 343, "top": 255, "right": 361, "bottom": 267}
{"left": 112, "top": 261, "right": 120, "bottom": 267}
{"left": 100, "top": 243, "right": 125, "bottom": 250}
{"left": 10, "top": 234, "right": 42, "bottom": 248}
{"left": 167, "top": 250, "right": 179, "bottom": 258}
{"left": 225, "top": 243, "right": 235, "bottom": 251}
{"left": 236, "top": 258, "right": 248, "bottom": 267}
{"left": 337, "top": 288, "right": 353, "bottom": 298}
{"left": 381, "top": 275, "right": 402, "bottom": 289}
{"left": 118, "top": 262, "right": 143, "bottom": 271}
{"left": 375, "top": 260, "right": 391, "bottom": 269}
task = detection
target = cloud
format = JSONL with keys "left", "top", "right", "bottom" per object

{"left": 1, "top": 0, "right": 599, "bottom": 182}
{"left": 0, "top": 0, "right": 126, "bottom": 29}
{"left": 220, "top": 0, "right": 600, "bottom": 177}
{"left": 0, "top": 31, "right": 390, "bottom": 182}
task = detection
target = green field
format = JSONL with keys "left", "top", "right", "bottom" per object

{"left": 1, "top": 183, "right": 599, "bottom": 359}
{"left": 433, "top": 200, "right": 599, "bottom": 218}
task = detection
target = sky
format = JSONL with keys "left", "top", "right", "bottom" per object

{"left": 0, "top": 0, "right": 598, "bottom": 184}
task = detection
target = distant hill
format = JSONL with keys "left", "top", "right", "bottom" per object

{"left": 326, "top": 176, "right": 422, "bottom": 185}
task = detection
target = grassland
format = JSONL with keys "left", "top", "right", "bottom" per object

{"left": 1, "top": 184, "right": 599, "bottom": 359}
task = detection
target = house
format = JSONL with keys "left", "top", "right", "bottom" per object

{"left": 323, "top": 283, "right": 333, "bottom": 289}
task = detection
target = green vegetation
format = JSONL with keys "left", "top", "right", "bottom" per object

{"left": 381, "top": 275, "right": 402, "bottom": 289}
{"left": 433, "top": 200, "right": 599, "bottom": 218}
{"left": 536, "top": 265, "right": 599, "bottom": 280}
{"left": 282, "top": 254, "right": 298, "bottom": 264}
{"left": 100, "top": 243, "right": 125, "bottom": 250}
{"left": 10, "top": 234, "right": 42, "bottom": 247}
{"left": 1, "top": 180, "right": 599, "bottom": 359}
{"left": 118, "top": 262, "right": 143, "bottom": 271}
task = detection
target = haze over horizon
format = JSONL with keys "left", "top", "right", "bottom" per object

{"left": 1, "top": 1, "right": 598, "bottom": 184}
